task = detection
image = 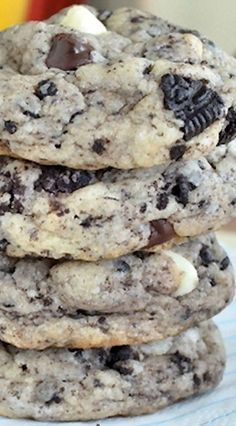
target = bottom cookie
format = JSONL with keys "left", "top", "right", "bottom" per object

{"left": 0, "top": 321, "right": 225, "bottom": 421}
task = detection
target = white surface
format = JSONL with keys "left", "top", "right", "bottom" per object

{"left": 0, "top": 246, "right": 235, "bottom": 426}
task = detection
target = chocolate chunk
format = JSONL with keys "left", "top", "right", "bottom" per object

{"left": 146, "top": 219, "right": 176, "bottom": 249}
{"left": 156, "top": 193, "right": 169, "bottom": 210}
{"left": 220, "top": 256, "right": 230, "bottom": 271}
{"left": 170, "top": 144, "right": 187, "bottom": 160}
{"left": 218, "top": 107, "right": 236, "bottom": 145}
{"left": 92, "top": 138, "right": 110, "bottom": 155}
{"left": 21, "top": 364, "right": 28, "bottom": 372}
{"left": 35, "top": 80, "right": 58, "bottom": 100}
{"left": 171, "top": 174, "right": 196, "bottom": 206}
{"left": 34, "top": 166, "right": 93, "bottom": 194}
{"left": 160, "top": 74, "right": 225, "bottom": 141}
{"left": 199, "top": 246, "right": 215, "bottom": 266}
{"left": 4, "top": 120, "right": 17, "bottom": 134}
{"left": 170, "top": 351, "right": 192, "bottom": 374}
{"left": 46, "top": 33, "right": 93, "bottom": 71}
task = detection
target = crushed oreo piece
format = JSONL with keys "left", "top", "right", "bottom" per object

{"left": 218, "top": 107, "right": 236, "bottom": 145}
{"left": 160, "top": 74, "right": 225, "bottom": 141}
{"left": 34, "top": 166, "right": 93, "bottom": 194}
{"left": 115, "top": 260, "right": 131, "bottom": 273}
{"left": 170, "top": 351, "right": 192, "bottom": 374}
{"left": 171, "top": 175, "right": 196, "bottom": 206}
{"left": 35, "top": 80, "right": 58, "bottom": 100}
{"left": 46, "top": 33, "right": 93, "bottom": 71}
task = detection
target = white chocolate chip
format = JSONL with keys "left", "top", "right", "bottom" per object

{"left": 61, "top": 6, "right": 107, "bottom": 35}
{"left": 164, "top": 250, "right": 199, "bottom": 297}
{"left": 139, "top": 337, "right": 173, "bottom": 355}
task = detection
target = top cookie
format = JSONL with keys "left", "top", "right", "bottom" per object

{"left": 0, "top": 5, "right": 235, "bottom": 169}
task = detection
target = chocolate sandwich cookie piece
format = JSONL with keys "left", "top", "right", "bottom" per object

{"left": 0, "top": 5, "right": 235, "bottom": 169}
{"left": 0, "top": 321, "right": 225, "bottom": 421}
{"left": 0, "top": 234, "right": 233, "bottom": 349}
{"left": 0, "top": 140, "right": 235, "bottom": 261}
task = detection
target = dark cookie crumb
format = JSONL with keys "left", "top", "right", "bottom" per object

{"left": 45, "top": 394, "right": 62, "bottom": 406}
{"left": 156, "top": 193, "right": 169, "bottom": 210}
{"left": 170, "top": 144, "right": 187, "bottom": 160}
{"left": 170, "top": 351, "right": 192, "bottom": 374}
{"left": 220, "top": 256, "right": 230, "bottom": 271}
{"left": 34, "top": 80, "right": 58, "bottom": 100}
{"left": 160, "top": 74, "right": 225, "bottom": 141}
{"left": 4, "top": 120, "right": 17, "bottom": 134}
{"left": 199, "top": 246, "right": 215, "bottom": 266}
{"left": 115, "top": 260, "right": 131, "bottom": 273}
{"left": 140, "top": 203, "right": 147, "bottom": 213}
{"left": 92, "top": 138, "right": 110, "bottom": 155}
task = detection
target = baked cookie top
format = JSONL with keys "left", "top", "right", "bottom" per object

{"left": 0, "top": 5, "right": 235, "bottom": 169}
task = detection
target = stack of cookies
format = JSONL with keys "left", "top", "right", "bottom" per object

{"left": 0, "top": 5, "right": 235, "bottom": 422}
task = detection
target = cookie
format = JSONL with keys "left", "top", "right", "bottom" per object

{"left": 0, "top": 234, "right": 233, "bottom": 349}
{"left": 0, "top": 5, "right": 236, "bottom": 169}
{"left": 0, "top": 139, "right": 235, "bottom": 261}
{"left": 0, "top": 321, "right": 225, "bottom": 421}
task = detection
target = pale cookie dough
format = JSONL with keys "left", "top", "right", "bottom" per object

{"left": 0, "top": 235, "right": 233, "bottom": 349}
{"left": 0, "top": 321, "right": 225, "bottom": 421}
{"left": 0, "top": 6, "right": 236, "bottom": 169}
{"left": 0, "top": 140, "right": 235, "bottom": 261}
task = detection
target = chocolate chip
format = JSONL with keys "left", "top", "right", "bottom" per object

{"left": 92, "top": 138, "right": 110, "bottom": 155}
{"left": 4, "top": 120, "right": 17, "bottom": 134}
{"left": 146, "top": 219, "right": 176, "bottom": 249}
{"left": 34, "top": 166, "right": 93, "bottom": 194}
{"left": 46, "top": 33, "right": 93, "bottom": 71}
{"left": 171, "top": 175, "right": 196, "bottom": 206}
{"left": 160, "top": 74, "right": 225, "bottom": 141}
{"left": 170, "top": 144, "right": 187, "bottom": 160}
{"left": 220, "top": 256, "right": 230, "bottom": 271}
{"left": 199, "top": 246, "right": 215, "bottom": 266}
{"left": 156, "top": 193, "right": 169, "bottom": 210}
{"left": 218, "top": 107, "right": 236, "bottom": 145}
{"left": 116, "top": 260, "right": 131, "bottom": 273}
{"left": 34, "top": 80, "right": 58, "bottom": 100}
{"left": 170, "top": 351, "right": 192, "bottom": 374}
